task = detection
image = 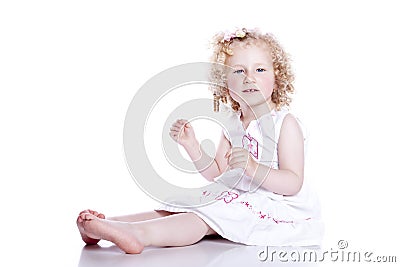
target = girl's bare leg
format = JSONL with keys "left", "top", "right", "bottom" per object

{"left": 77, "top": 210, "right": 174, "bottom": 245}
{"left": 79, "top": 212, "right": 216, "bottom": 254}
{"left": 107, "top": 210, "right": 174, "bottom": 222}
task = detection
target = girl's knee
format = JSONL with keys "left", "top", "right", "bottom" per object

{"left": 189, "top": 213, "right": 216, "bottom": 236}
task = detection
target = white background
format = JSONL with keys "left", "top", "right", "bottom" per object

{"left": 1, "top": 0, "right": 399, "bottom": 266}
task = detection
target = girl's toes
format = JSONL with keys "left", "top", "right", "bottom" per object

{"left": 82, "top": 213, "right": 97, "bottom": 221}
{"left": 98, "top": 213, "right": 105, "bottom": 219}
{"left": 89, "top": 210, "right": 99, "bottom": 216}
{"left": 79, "top": 209, "right": 90, "bottom": 216}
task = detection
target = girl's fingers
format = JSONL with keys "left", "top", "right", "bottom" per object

{"left": 229, "top": 162, "right": 246, "bottom": 170}
{"left": 169, "top": 130, "right": 180, "bottom": 137}
{"left": 229, "top": 163, "right": 240, "bottom": 169}
{"left": 175, "top": 119, "right": 187, "bottom": 126}
{"left": 169, "top": 132, "right": 177, "bottom": 140}
{"left": 170, "top": 120, "right": 192, "bottom": 133}
{"left": 170, "top": 124, "right": 180, "bottom": 130}
{"left": 170, "top": 127, "right": 179, "bottom": 133}
{"left": 228, "top": 156, "right": 247, "bottom": 167}
{"left": 231, "top": 147, "right": 247, "bottom": 153}
{"left": 228, "top": 150, "right": 247, "bottom": 160}
{"left": 175, "top": 119, "right": 190, "bottom": 128}
{"left": 170, "top": 124, "right": 191, "bottom": 135}
{"left": 171, "top": 122, "right": 187, "bottom": 131}
{"left": 172, "top": 124, "right": 185, "bottom": 130}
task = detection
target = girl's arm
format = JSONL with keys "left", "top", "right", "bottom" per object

{"left": 228, "top": 114, "right": 304, "bottom": 196}
{"left": 183, "top": 131, "right": 231, "bottom": 182}
{"left": 170, "top": 119, "right": 230, "bottom": 181}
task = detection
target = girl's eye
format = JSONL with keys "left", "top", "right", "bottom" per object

{"left": 256, "top": 68, "right": 266, "bottom": 72}
{"left": 233, "top": 69, "right": 244, "bottom": 74}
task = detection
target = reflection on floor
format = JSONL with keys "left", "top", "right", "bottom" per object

{"left": 77, "top": 236, "right": 320, "bottom": 267}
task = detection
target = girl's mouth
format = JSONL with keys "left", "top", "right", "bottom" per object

{"left": 242, "top": 89, "right": 259, "bottom": 93}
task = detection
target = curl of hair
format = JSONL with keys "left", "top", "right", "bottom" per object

{"left": 209, "top": 29, "right": 295, "bottom": 111}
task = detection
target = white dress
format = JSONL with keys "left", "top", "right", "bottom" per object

{"left": 157, "top": 106, "right": 324, "bottom": 247}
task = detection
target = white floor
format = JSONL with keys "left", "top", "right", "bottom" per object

{"left": 77, "top": 237, "right": 321, "bottom": 267}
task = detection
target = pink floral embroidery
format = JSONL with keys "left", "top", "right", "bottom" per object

{"left": 242, "top": 133, "right": 259, "bottom": 159}
{"left": 243, "top": 201, "right": 251, "bottom": 208}
{"left": 215, "top": 191, "right": 239, "bottom": 204}
{"left": 240, "top": 201, "right": 310, "bottom": 224}
{"left": 257, "top": 211, "right": 267, "bottom": 219}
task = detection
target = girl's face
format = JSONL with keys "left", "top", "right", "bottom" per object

{"left": 226, "top": 43, "right": 275, "bottom": 111}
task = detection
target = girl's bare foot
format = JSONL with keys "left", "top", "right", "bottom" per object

{"left": 76, "top": 209, "right": 105, "bottom": 245}
{"left": 80, "top": 213, "right": 145, "bottom": 254}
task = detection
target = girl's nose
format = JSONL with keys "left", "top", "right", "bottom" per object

{"left": 244, "top": 73, "right": 256, "bottom": 83}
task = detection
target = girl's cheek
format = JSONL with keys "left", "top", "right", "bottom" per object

{"left": 227, "top": 78, "right": 241, "bottom": 91}
{"left": 227, "top": 88, "right": 240, "bottom": 97}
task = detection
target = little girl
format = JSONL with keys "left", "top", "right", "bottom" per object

{"left": 76, "top": 28, "right": 324, "bottom": 254}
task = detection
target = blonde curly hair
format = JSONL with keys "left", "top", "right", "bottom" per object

{"left": 209, "top": 28, "right": 294, "bottom": 112}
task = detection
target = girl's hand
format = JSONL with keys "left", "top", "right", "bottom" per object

{"left": 225, "top": 147, "right": 257, "bottom": 176}
{"left": 169, "top": 119, "right": 197, "bottom": 147}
